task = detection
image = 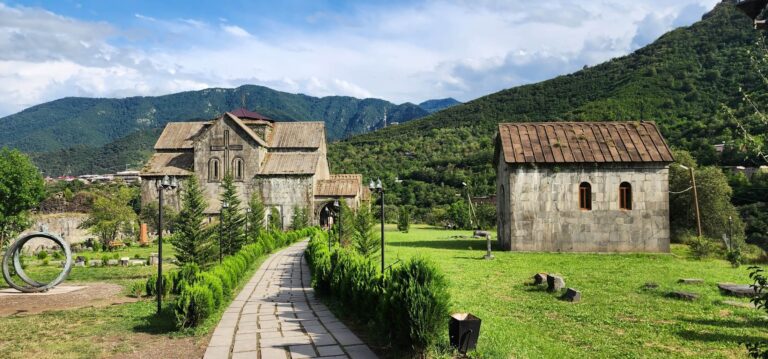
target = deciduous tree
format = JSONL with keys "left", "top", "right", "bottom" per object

{"left": 0, "top": 148, "right": 45, "bottom": 248}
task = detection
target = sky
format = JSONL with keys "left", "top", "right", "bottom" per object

{"left": 0, "top": 0, "right": 721, "bottom": 117}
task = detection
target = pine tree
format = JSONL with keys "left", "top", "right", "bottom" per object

{"left": 173, "top": 176, "right": 214, "bottom": 267}
{"left": 268, "top": 206, "right": 282, "bottom": 231}
{"left": 337, "top": 200, "right": 354, "bottom": 246}
{"left": 291, "top": 206, "right": 309, "bottom": 230}
{"left": 247, "top": 190, "right": 266, "bottom": 243}
{"left": 219, "top": 174, "right": 245, "bottom": 256}
{"left": 352, "top": 205, "right": 378, "bottom": 258}
{"left": 397, "top": 206, "right": 410, "bottom": 233}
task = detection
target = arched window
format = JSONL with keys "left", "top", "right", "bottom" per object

{"left": 208, "top": 158, "right": 221, "bottom": 182}
{"left": 619, "top": 182, "right": 632, "bottom": 210}
{"left": 579, "top": 182, "right": 592, "bottom": 210}
{"left": 233, "top": 158, "right": 245, "bottom": 181}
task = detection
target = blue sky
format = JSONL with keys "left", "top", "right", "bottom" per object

{"left": 0, "top": 0, "right": 720, "bottom": 116}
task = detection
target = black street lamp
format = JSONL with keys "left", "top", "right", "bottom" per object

{"left": 220, "top": 201, "right": 229, "bottom": 263}
{"left": 369, "top": 178, "right": 384, "bottom": 273}
{"left": 156, "top": 175, "right": 178, "bottom": 315}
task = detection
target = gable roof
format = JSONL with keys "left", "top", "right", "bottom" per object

{"left": 154, "top": 122, "right": 209, "bottom": 150}
{"left": 496, "top": 121, "right": 674, "bottom": 164}
{"left": 224, "top": 112, "right": 269, "bottom": 147}
{"left": 315, "top": 174, "right": 363, "bottom": 197}
{"left": 271, "top": 122, "right": 325, "bottom": 149}
{"left": 260, "top": 153, "right": 321, "bottom": 175}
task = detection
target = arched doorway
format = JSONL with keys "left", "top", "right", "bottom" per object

{"left": 319, "top": 202, "right": 337, "bottom": 229}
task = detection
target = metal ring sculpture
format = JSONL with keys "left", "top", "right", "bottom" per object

{"left": 2, "top": 232, "right": 72, "bottom": 293}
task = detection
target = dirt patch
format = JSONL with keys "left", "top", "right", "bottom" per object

{"left": 102, "top": 333, "right": 209, "bottom": 359}
{"left": 0, "top": 282, "right": 137, "bottom": 317}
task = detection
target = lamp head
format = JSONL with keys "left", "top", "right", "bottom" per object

{"left": 222, "top": 201, "right": 229, "bottom": 209}
{"left": 246, "top": 207, "right": 252, "bottom": 213}
{"left": 160, "top": 175, "right": 170, "bottom": 188}
{"left": 170, "top": 176, "right": 179, "bottom": 189}
{"left": 376, "top": 178, "right": 383, "bottom": 190}
{"left": 369, "top": 180, "right": 375, "bottom": 190}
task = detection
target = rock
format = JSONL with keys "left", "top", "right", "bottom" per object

{"left": 547, "top": 275, "right": 565, "bottom": 292}
{"left": 717, "top": 283, "right": 756, "bottom": 298}
{"left": 533, "top": 273, "right": 548, "bottom": 285}
{"left": 473, "top": 230, "right": 491, "bottom": 238}
{"left": 678, "top": 278, "right": 704, "bottom": 284}
{"left": 668, "top": 291, "right": 699, "bottom": 301}
{"left": 148, "top": 253, "right": 159, "bottom": 266}
{"left": 88, "top": 259, "right": 102, "bottom": 267}
{"left": 119, "top": 257, "right": 130, "bottom": 266}
{"left": 643, "top": 282, "right": 659, "bottom": 289}
{"left": 561, "top": 288, "right": 581, "bottom": 302}
{"left": 130, "top": 260, "right": 146, "bottom": 266}
{"left": 75, "top": 256, "right": 87, "bottom": 263}
{"left": 74, "top": 261, "right": 86, "bottom": 267}
{"left": 106, "top": 259, "right": 119, "bottom": 266}
{"left": 722, "top": 300, "right": 757, "bottom": 309}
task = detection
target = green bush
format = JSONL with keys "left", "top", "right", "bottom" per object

{"left": 129, "top": 281, "right": 144, "bottom": 298}
{"left": 196, "top": 272, "right": 225, "bottom": 306}
{"left": 36, "top": 251, "right": 48, "bottom": 260}
{"left": 175, "top": 284, "right": 215, "bottom": 328}
{"left": 305, "top": 229, "right": 450, "bottom": 353}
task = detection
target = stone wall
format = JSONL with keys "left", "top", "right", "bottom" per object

{"left": 255, "top": 175, "right": 314, "bottom": 230}
{"left": 18, "top": 213, "right": 90, "bottom": 252}
{"left": 496, "top": 162, "right": 670, "bottom": 253}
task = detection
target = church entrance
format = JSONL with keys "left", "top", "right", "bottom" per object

{"left": 319, "top": 202, "right": 337, "bottom": 229}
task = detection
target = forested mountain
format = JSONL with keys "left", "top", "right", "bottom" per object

{"left": 329, "top": 2, "right": 768, "bottom": 209}
{"left": 0, "top": 84, "right": 428, "bottom": 153}
{"left": 418, "top": 98, "right": 461, "bottom": 113}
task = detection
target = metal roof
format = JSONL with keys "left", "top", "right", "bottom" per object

{"left": 260, "top": 153, "right": 321, "bottom": 175}
{"left": 154, "top": 122, "right": 209, "bottom": 150}
{"left": 315, "top": 174, "right": 363, "bottom": 197}
{"left": 229, "top": 108, "right": 272, "bottom": 121}
{"left": 497, "top": 121, "right": 674, "bottom": 164}
{"left": 270, "top": 122, "right": 325, "bottom": 149}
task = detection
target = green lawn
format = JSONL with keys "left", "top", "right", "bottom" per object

{"left": 384, "top": 225, "right": 767, "bottom": 358}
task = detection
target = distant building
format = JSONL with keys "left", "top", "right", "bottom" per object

{"left": 114, "top": 170, "right": 141, "bottom": 184}
{"left": 494, "top": 122, "right": 673, "bottom": 253}
{"left": 140, "top": 109, "right": 367, "bottom": 228}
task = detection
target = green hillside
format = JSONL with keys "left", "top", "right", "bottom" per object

{"left": 0, "top": 84, "right": 428, "bottom": 153}
{"left": 329, "top": 2, "right": 767, "bottom": 208}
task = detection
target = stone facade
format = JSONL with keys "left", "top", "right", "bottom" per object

{"left": 494, "top": 122, "right": 674, "bottom": 253}
{"left": 496, "top": 163, "right": 670, "bottom": 252}
{"left": 140, "top": 109, "right": 365, "bottom": 229}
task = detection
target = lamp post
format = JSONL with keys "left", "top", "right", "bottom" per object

{"left": 220, "top": 201, "right": 229, "bottom": 263}
{"left": 677, "top": 164, "right": 702, "bottom": 238}
{"left": 156, "top": 175, "right": 178, "bottom": 315}
{"left": 246, "top": 207, "right": 252, "bottom": 244}
{"left": 369, "top": 178, "right": 385, "bottom": 273}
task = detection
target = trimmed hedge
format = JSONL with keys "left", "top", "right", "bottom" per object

{"left": 305, "top": 229, "right": 450, "bottom": 352}
{"left": 169, "top": 228, "right": 313, "bottom": 328}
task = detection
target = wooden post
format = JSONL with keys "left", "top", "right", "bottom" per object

{"left": 689, "top": 167, "right": 703, "bottom": 238}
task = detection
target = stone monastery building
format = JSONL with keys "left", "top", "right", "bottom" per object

{"left": 494, "top": 121, "right": 674, "bottom": 253}
{"left": 140, "top": 109, "right": 366, "bottom": 228}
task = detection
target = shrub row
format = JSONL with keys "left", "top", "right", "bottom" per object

{"left": 144, "top": 228, "right": 314, "bottom": 328}
{"left": 305, "top": 230, "right": 450, "bottom": 353}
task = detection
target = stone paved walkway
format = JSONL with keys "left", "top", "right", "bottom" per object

{"left": 203, "top": 240, "right": 378, "bottom": 359}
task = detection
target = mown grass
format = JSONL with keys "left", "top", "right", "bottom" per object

{"left": 0, "top": 242, "right": 270, "bottom": 358}
{"left": 384, "top": 225, "right": 767, "bottom": 358}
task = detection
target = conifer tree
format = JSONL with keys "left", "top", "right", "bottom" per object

{"left": 268, "top": 206, "right": 282, "bottom": 232}
{"left": 398, "top": 206, "right": 410, "bottom": 233}
{"left": 219, "top": 174, "right": 245, "bottom": 255}
{"left": 291, "top": 206, "right": 309, "bottom": 230}
{"left": 173, "top": 176, "right": 214, "bottom": 266}
{"left": 352, "top": 205, "right": 378, "bottom": 258}
{"left": 247, "top": 190, "right": 266, "bottom": 242}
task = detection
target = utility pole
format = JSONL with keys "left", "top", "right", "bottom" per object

{"left": 689, "top": 166, "right": 702, "bottom": 238}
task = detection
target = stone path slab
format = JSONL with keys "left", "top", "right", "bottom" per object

{"left": 204, "top": 240, "right": 377, "bottom": 359}
{"left": 0, "top": 285, "right": 86, "bottom": 296}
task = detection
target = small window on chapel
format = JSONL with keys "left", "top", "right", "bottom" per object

{"left": 620, "top": 182, "right": 632, "bottom": 210}
{"left": 233, "top": 158, "right": 245, "bottom": 181}
{"left": 209, "top": 158, "right": 220, "bottom": 182}
{"left": 579, "top": 182, "right": 592, "bottom": 210}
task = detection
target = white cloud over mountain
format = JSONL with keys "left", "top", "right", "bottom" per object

{"left": 0, "top": 0, "right": 719, "bottom": 117}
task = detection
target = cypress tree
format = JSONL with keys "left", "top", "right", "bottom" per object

{"left": 173, "top": 176, "right": 214, "bottom": 267}
{"left": 291, "top": 206, "right": 309, "bottom": 230}
{"left": 219, "top": 174, "right": 245, "bottom": 255}
{"left": 268, "top": 206, "right": 282, "bottom": 231}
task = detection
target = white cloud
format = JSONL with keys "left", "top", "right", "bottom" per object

{"left": 0, "top": 0, "right": 721, "bottom": 117}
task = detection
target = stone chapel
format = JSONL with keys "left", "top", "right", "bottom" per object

{"left": 494, "top": 121, "right": 674, "bottom": 253}
{"left": 140, "top": 109, "right": 367, "bottom": 228}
